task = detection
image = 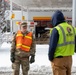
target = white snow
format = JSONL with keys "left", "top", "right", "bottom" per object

{"left": 0, "top": 42, "right": 11, "bottom": 67}
{"left": 0, "top": 42, "right": 11, "bottom": 50}
{"left": 0, "top": 43, "right": 51, "bottom": 67}
{"left": 0, "top": 42, "right": 76, "bottom": 75}
{"left": 0, "top": 42, "right": 76, "bottom": 67}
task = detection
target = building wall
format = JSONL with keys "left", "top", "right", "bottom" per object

{"left": 5, "top": 10, "right": 72, "bottom": 32}
{"left": 6, "top": 10, "right": 72, "bottom": 20}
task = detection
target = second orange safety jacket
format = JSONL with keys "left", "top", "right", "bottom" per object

{"left": 16, "top": 31, "right": 32, "bottom": 52}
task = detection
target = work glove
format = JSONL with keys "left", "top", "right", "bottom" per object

{"left": 30, "top": 55, "right": 35, "bottom": 64}
{"left": 10, "top": 52, "right": 15, "bottom": 63}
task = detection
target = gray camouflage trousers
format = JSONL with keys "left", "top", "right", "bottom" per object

{"left": 12, "top": 57, "right": 29, "bottom": 75}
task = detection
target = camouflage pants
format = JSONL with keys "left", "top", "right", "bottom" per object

{"left": 12, "top": 58, "right": 29, "bottom": 75}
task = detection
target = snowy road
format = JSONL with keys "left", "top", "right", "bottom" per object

{"left": 0, "top": 42, "right": 76, "bottom": 75}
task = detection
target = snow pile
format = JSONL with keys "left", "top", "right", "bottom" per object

{"left": 0, "top": 42, "right": 11, "bottom": 50}
{"left": 0, "top": 43, "right": 76, "bottom": 75}
{"left": 72, "top": 67, "right": 76, "bottom": 75}
{"left": 29, "top": 65, "right": 52, "bottom": 75}
{"left": 0, "top": 67, "right": 76, "bottom": 75}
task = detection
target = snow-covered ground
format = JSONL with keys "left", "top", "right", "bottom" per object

{"left": 0, "top": 42, "right": 76, "bottom": 75}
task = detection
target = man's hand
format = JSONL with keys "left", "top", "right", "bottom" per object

{"left": 30, "top": 55, "right": 35, "bottom": 64}
{"left": 10, "top": 52, "right": 15, "bottom": 63}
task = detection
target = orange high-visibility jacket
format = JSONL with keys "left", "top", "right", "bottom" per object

{"left": 16, "top": 31, "right": 32, "bottom": 52}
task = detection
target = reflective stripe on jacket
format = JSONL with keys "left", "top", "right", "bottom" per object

{"left": 16, "top": 31, "right": 32, "bottom": 52}
{"left": 75, "top": 27, "right": 76, "bottom": 35}
{"left": 54, "top": 22, "right": 75, "bottom": 57}
{"left": 50, "top": 28, "right": 53, "bottom": 34}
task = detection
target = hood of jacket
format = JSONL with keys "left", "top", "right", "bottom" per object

{"left": 51, "top": 10, "right": 65, "bottom": 27}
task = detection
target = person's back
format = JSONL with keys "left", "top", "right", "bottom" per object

{"left": 48, "top": 10, "right": 75, "bottom": 75}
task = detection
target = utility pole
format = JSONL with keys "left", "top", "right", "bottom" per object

{"left": 10, "top": 0, "right": 13, "bottom": 33}
{"left": 72, "top": 0, "right": 76, "bottom": 27}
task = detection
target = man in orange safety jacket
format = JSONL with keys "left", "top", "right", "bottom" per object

{"left": 10, "top": 22, "right": 35, "bottom": 75}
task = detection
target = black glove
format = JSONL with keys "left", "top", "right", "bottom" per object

{"left": 10, "top": 52, "right": 15, "bottom": 63}
{"left": 30, "top": 55, "right": 35, "bottom": 64}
